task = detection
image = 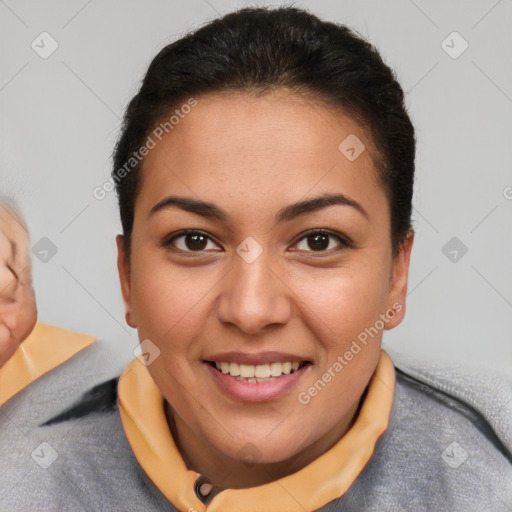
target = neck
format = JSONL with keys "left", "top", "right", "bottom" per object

{"left": 164, "top": 391, "right": 366, "bottom": 490}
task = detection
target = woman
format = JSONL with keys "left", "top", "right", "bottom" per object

{"left": 2, "top": 6, "right": 511, "bottom": 511}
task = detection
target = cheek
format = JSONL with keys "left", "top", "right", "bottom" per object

{"left": 130, "top": 252, "right": 215, "bottom": 350}
{"left": 298, "top": 257, "right": 389, "bottom": 422}
{"left": 130, "top": 260, "right": 208, "bottom": 405}
{"left": 292, "top": 257, "right": 391, "bottom": 351}
{"left": 291, "top": 264, "right": 387, "bottom": 441}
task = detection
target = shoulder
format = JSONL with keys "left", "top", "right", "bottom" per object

{"left": 0, "top": 366, "right": 171, "bottom": 511}
{"left": 0, "top": 331, "right": 143, "bottom": 511}
{"left": 390, "top": 348, "right": 512, "bottom": 461}
{"left": 0, "top": 323, "right": 125, "bottom": 430}
{"left": 338, "top": 350, "right": 512, "bottom": 512}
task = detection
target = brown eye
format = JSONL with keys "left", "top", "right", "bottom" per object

{"left": 162, "top": 231, "right": 221, "bottom": 252}
{"left": 292, "top": 230, "right": 350, "bottom": 254}
{"left": 307, "top": 232, "right": 330, "bottom": 250}
{"left": 182, "top": 233, "right": 208, "bottom": 251}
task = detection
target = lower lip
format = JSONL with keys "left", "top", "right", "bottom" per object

{"left": 205, "top": 363, "right": 310, "bottom": 402}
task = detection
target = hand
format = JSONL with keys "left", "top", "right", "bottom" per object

{"left": 0, "top": 203, "right": 37, "bottom": 368}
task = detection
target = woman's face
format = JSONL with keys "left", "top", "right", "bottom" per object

{"left": 117, "top": 90, "right": 413, "bottom": 466}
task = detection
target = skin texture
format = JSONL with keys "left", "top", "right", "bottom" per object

{"left": 0, "top": 202, "right": 37, "bottom": 367}
{"left": 116, "top": 89, "right": 414, "bottom": 489}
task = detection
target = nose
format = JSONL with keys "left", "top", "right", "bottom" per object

{"left": 216, "top": 248, "right": 292, "bottom": 335}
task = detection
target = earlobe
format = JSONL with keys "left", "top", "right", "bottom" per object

{"left": 116, "top": 234, "right": 137, "bottom": 328}
{"left": 385, "top": 230, "right": 414, "bottom": 330}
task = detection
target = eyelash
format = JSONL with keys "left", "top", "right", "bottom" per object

{"left": 160, "top": 229, "right": 353, "bottom": 257}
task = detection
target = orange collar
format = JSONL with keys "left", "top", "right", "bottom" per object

{"left": 119, "top": 350, "right": 395, "bottom": 512}
{"left": 0, "top": 322, "right": 96, "bottom": 406}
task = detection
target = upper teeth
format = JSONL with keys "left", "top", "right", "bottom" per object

{"left": 215, "top": 361, "right": 301, "bottom": 378}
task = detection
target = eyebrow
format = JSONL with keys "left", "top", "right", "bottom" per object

{"left": 148, "top": 193, "right": 369, "bottom": 223}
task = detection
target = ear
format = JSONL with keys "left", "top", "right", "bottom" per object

{"left": 116, "top": 234, "right": 137, "bottom": 328}
{"left": 384, "top": 230, "right": 414, "bottom": 330}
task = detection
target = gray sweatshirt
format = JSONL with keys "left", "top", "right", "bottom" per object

{"left": 1, "top": 343, "right": 511, "bottom": 511}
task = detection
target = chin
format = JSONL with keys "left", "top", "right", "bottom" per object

{"left": 215, "top": 431, "right": 308, "bottom": 466}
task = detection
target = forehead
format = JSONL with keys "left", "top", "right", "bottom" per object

{"left": 136, "top": 90, "right": 386, "bottom": 223}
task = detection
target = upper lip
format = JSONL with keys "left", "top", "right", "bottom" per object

{"left": 204, "top": 351, "right": 310, "bottom": 365}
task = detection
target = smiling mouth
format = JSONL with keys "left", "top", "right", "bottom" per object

{"left": 206, "top": 360, "right": 311, "bottom": 383}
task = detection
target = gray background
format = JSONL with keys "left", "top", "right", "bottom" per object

{"left": 1, "top": 0, "right": 511, "bottom": 373}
